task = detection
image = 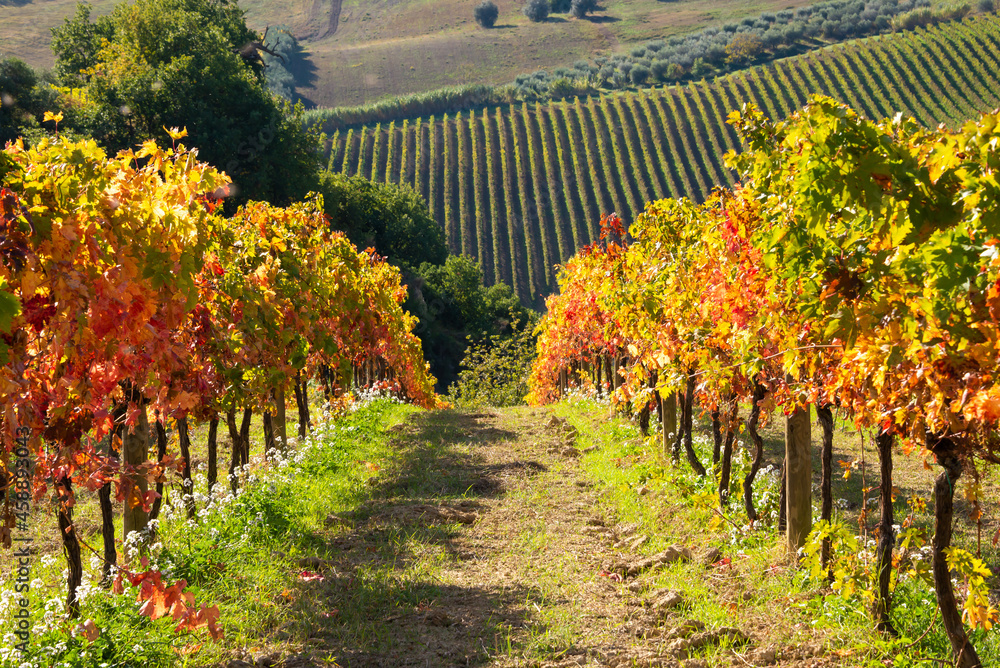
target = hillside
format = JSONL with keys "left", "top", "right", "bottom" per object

{"left": 2, "top": 0, "right": 817, "bottom": 107}
{"left": 324, "top": 15, "right": 1000, "bottom": 306}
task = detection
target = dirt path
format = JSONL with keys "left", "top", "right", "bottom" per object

{"left": 238, "top": 407, "right": 827, "bottom": 668}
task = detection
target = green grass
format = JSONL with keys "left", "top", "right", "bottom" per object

{"left": 549, "top": 394, "right": 1000, "bottom": 666}
{"left": 325, "top": 15, "right": 1000, "bottom": 305}
{"left": 0, "top": 398, "right": 422, "bottom": 667}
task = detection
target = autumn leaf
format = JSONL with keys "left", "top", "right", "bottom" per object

{"left": 163, "top": 126, "right": 188, "bottom": 141}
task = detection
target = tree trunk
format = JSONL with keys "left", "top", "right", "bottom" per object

{"left": 207, "top": 416, "right": 218, "bottom": 494}
{"left": 778, "top": 458, "right": 787, "bottom": 532}
{"left": 930, "top": 436, "right": 981, "bottom": 667}
{"left": 873, "top": 430, "right": 896, "bottom": 635}
{"left": 743, "top": 381, "right": 767, "bottom": 521}
{"left": 226, "top": 407, "right": 241, "bottom": 494}
{"left": 711, "top": 407, "right": 722, "bottom": 469}
{"left": 97, "top": 482, "right": 115, "bottom": 585}
{"left": 177, "top": 416, "right": 196, "bottom": 521}
{"left": 239, "top": 408, "right": 251, "bottom": 467}
{"left": 122, "top": 402, "right": 150, "bottom": 546}
{"left": 57, "top": 475, "right": 82, "bottom": 618}
{"left": 639, "top": 371, "right": 651, "bottom": 437}
{"left": 273, "top": 387, "right": 288, "bottom": 450}
{"left": 294, "top": 372, "right": 308, "bottom": 439}
{"left": 98, "top": 403, "right": 126, "bottom": 587}
{"left": 263, "top": 410, "right": 275, "bottom": 457}
{"left": 816, "top": 404, "right": 835, "bottom": 572}
{"left": 148, "top": 417, "right": 168, "bottom": 523}
{"left": 785, "top": 405, "right": 812, "bottom": 554}
{"left": 681, "top": 372, "right": 705, "bottom": 475}
{"left": 719, "top": 398, "right": 738, "bottom": 507}
{"left": 604, "top": 354, "right": 613, "bottom": 394}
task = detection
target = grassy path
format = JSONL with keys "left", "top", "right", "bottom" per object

{"left": 281, "top": 407, "right": 664, "bottom": 667}
{"left": 262, "top": 406, "right": 859, "bottom": 668}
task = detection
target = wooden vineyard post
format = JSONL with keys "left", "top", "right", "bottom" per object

{"left": 660, "top": 391, "right": 677, "bottom": 459}
{"left": 122, "top": 402, "right": 151, "bottom": 549}
{"left": 784, "top": 404, "right": 812, "bottom": 555}
{"left": 274, "top": 386, "right": 288, "bottom": 450}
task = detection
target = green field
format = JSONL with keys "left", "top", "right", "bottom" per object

{"left": 324, "top": 15, "right": 1000, "bottom": 305}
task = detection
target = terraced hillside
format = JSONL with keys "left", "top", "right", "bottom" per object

{"left": 325, "top": 16, "right": 1000, "bottom": 305}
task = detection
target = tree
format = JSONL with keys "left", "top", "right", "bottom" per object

{"left": 474, "top": 0, "right": 499, "bottom": 27}
{"left": 50, "top": 0, "right": 320, "bottom": 207}
{"left": 0, "top": 57, "right": 58, "bottom": 146}
{"left": 316, "top": 171, "right": 448, "bottom": 270}
{"left": 523, "top": 0, "right": 550, "bottom": 22}
{"left": 724, "top": 32, "right": 764, "bottom": 65}
{"left": 406, "top": 255, "right": 535, "bottom": 390}
{"left": 550, "top": 0, "right": 571, "bottom": 12}
{"left": 570, "top": 0, "right": 598, "bottom": 19}
{"left": 630, "top": 64, "right": 650, "bottom": 85}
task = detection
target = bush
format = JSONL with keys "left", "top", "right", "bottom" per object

{"left": 474, "top": 0, "right": 499, "bottom": 27}
{"left": 979, "top": 0, "right": 995, "bottom": 11}
{"left": 650, "top": 59, "right": 670, "bottom": 81}
{"left": 523, "top": 0, "right": 550, "bottom": 21}
{"left": 725, "top": 31, "right": 764, "bottom": 64}
{"left": 570, "top": 0, "right": 597, "bottom": 18}
{"left": 451, "top": 320, "right": 537, "bottom": 407}
{"left": 550, "top": 0, "right": 572, "bottom": 12}
{"left": 691, "top": 57, "right": 712, "bottom": 77}
{"left": 630, "top": 64, "right": 650, "bottom": 84}
{"left": 548, "top": 76, "right": 576, "bottom": 98}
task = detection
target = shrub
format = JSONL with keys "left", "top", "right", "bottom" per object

{"left": 725, "top": 31, "right": 764, "bottom": 64}
{"left": 523, "top": 0, "right": 550, "bottom": 21}
{"left": 630, "top": 64, "right": 650, "bottom": 84}
{"left": 691, "top": 57, "right": 712, "bottom": 77}
{"left": 979, "top": 0, "right": 995, "bottom": 11}
{"left": 570, "top": 0, "right": 598, "bottom": 18}
{"left": 451, "top": 322, "right": 536, "bottom": 407}
{"left": 666, "top": 62, "right": 686, "bottom": 80}
{"left": 474, "top": 0, "right": 499, "bottom": 27}
{"left": 548, "top": 77, "right": 576, "bottom": 98}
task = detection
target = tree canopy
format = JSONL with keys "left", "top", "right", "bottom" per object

{"left": 49, "top": 0, "right": 319, "bottom": 206}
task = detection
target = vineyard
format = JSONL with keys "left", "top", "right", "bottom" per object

{"left": 528, "top": 97, "right": 1000, "bottom": 666}
{"left": 0, "top": 130, "right": 439, "bottom": 661}
{"left": 325, "top": 15, "right": 1000, "bottom": 304}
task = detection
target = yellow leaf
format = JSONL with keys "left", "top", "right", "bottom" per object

{"left": 163, "top": 126, "right": 188, "bottom": 141}
{"left": 136, "top": 139, "right": 161, "bottom": 158}
{"left": 43, "top": 111, "right": 64, "bottom": 124}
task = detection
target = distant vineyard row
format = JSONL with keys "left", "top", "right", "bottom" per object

{"left": 324, "top": 16, "right": 1000, "bottom": 305}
